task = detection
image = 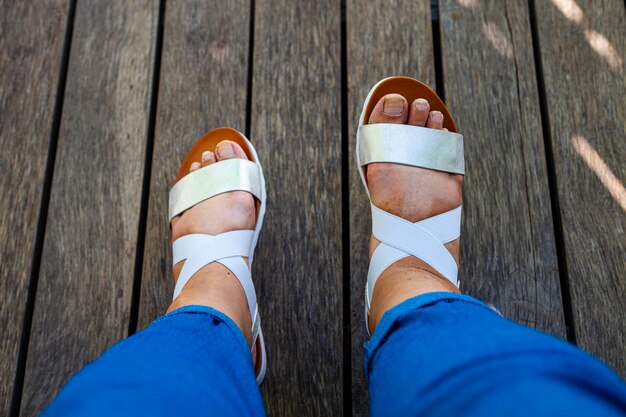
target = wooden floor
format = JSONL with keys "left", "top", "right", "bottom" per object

{"left": 1, "top": 0, "right": 625, "bottom": 416}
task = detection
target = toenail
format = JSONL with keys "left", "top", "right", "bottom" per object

{"left": 383, "top": 96, "right": 405, "bottom": 116}
{"left": 431, "top": 111, "right": 443, "bottom": 122}
{"left": 202, "top": 151, "right": 213, "bottom": 161}
{"left": 415, "top": 98, "right": 429, "bottom": 112}
{"left": 190, "top": 162, "right": 201, "bottom": 170}
{"left": 216, "top": 141, "right": 235, "bottom": 158}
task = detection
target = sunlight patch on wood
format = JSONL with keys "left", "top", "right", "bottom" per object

{"left": 482, "top": 22, "right": 513, "bottom": 59}
{"left": 550, "top": 0, "right": 584, "bottom": 23}
{"left": 550, "top": 0, "right": 622, "bottom": 72}
{"left": 572, "top": 135, "right": 626, "bottom": 213}
{"left": 457, "top": 0, "right": 478, "bottom": 9}
{"left": 583, "top": 29, "right": 623, "bottom": 71}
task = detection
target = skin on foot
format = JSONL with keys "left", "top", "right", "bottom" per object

{"left": 168, "top": 140, "right": 256, "bottom": 347}
{"left": 366, "top": 93, "right": 463, "bottom": 334}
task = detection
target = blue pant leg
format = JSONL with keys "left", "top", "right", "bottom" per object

{"left": 41, "top": 306, "right": 266, "bottom": 417}
{"left": 365, "top": 293, "right": 626, "bottom": 417}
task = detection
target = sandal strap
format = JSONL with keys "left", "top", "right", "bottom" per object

{"left": 172, "top": 231, "right": 257, "bottom": 318}
{"left": 358, "top": 123, "right": 464, "bottom": 175}
{"left": 365, "top": 204, "right": 461, "bottom": 321}
{"left": 168, "top": 158, "right": 263, "bottom": 221}
{"left": 172, "top": 231, "right": 262, "bottom": 363}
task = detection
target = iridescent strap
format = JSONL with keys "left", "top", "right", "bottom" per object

{"left": 358, "top": 123, "right": 464, "bottom": 174}
{"left": 169, "top": 158, "right": 262, "bottom": 221}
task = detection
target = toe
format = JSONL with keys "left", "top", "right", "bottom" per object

{"left": 408, "top": 99, "right": 430, "bottom": 126}
{"left": 215, "top": 140, "right": 248, "bottom": 161}
{"left": 426, "top": 110, "right": 444, "bottom": 129}
{"left": 189, "top": 161, "right": 201, "bottom": 172}
{"left": 201, "top": 150, "right": 216, "bottom": 167}
{"left": 368, "top": 93, "right": 408, "bottom": 124}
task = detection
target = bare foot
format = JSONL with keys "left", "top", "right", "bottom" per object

{"left": 168, "top": 140, "right": 256, "bottom": 345}
{"left": 366, "top": 93, "right": 462, "bottom": 334}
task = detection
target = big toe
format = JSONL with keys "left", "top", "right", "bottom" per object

{"left": 368, "top": 93, "right": 408, "bottom": 124}
{"left": 215, "top": 140, "right": 248, "bottom": 161}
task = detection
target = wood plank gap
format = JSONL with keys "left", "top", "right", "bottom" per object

{"left": 244, "top": 0, "right": 256, "bottom": 138}
{"left": 8, "top": 1, "right": 77, "bottom": 415}
{"left": 128, "top": 0, "right": 167, "bottom": 336}
{"left": 431, "top": 0, "right": 445, "bottom": 101}
{"left": 526, "top": 0, "right": 577, "bottom": 344}
{"left": 340, "top": 0, "right": 352, "bottom": 416}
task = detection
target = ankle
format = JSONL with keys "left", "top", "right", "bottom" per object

{"left": 368, "top": 263, "right": 460, "bottom": 334}
{"left": 167, "top": 263, "right": 253, "bottom": 345}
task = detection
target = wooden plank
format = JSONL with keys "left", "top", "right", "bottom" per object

{"left": 250, "top": 1, "right": 343, "bottom": 415}
{"left": 0, "top": 1, "right": 68, "bottom": 415}
{"left": 137, "top": 0, "right": 251, "bottom": 327}
{"left": 346, "top": 1, "right": 435, "bottom": 415}
{"left": 534, "top": 0, "right": 626, "bottom": 375}
{"left": 439, "top": 0, "right": 565, "bottom": 335}
{"left": 20, "top": 1, "right": 158, "bottom": 415}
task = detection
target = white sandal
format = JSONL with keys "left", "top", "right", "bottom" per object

{"left": 356, "top": 77, "right": 465, "bottom": 335}
{"left": 168, "top": 127, "right": 267, "bottom": 383}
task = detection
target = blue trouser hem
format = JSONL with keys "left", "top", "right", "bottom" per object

{"left": 157, "top": 304, "right": 251, "bottom": 352}
{"left": 364, "top": 292, "right": 497, "bottom": 376}
{"left": 42, "top": 304, "right": 265, "bottom": 417}
{"left": 363, "top": 292, "right": 626, "bottom": 416}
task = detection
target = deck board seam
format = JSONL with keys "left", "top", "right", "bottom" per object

{"left": 340, "top": 1, "right": 352, "bottom": 415}
{"left": 526, "top": 0, "right": 577, "bottom": 344}
{"left": 431, "top": 0, "right": 445, "bottom": 102}
{"left": 8, "top": 1, "right": 78, "bottom": 416}
{"left": 245, "top": 0, "right": 255, "bottom": 138}
{"left": 128, "top": 0, "right": 166, "bottom": 337}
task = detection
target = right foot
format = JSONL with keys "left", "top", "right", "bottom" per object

{"left": 365, "top": 93, "right": 463, "bottom": 333}
{"left": 168, "top": 140, "right": 256, "bottom": 344}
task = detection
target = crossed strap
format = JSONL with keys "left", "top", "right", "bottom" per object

{"left": 357, "top": 122, "right": 465, "bottom": 331}
{"left": 172, "top": 231, "right": 261, "bottom": 341}
{"left": 366, "top": 205, "right": 461, "bottom": 313}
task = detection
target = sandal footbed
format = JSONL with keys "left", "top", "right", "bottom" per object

{"left": 175, "top": 127, "right": 256, "bottom": 183}
{"left": 362, "top": 77, "right": 457, "bottom": 132}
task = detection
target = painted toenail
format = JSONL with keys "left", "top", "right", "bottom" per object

{"left": 202, "top": 151, "right": 213, "bottom": 161}
{"left": 216, "top": 141, "right": 235, "bottom": 158}
{"left": 415, "top": 98, "right": 429, "bottom": 112}
{"left": 383, "top": 96, "right": 405, "bottom": 116}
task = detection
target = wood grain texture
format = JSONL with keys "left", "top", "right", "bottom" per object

{"left": 0, "top": 1, "right": 68, "bottom": 415}
{"left": 534, "top": 0, "right": 626, "bottom": 374}
{"left": 20, "top": 1, "right": 158, "bottom": 415}
{"left": 250, "top": 1, "right": 343, "bottom": 415}
{"left": 438, "top": 0, "right": 565, "bottom": 337}
{"left": 346, "top": 1, "right": 435, "bottom": 415}
{"left": 137, "top": 0, "right": 250, "bottom": 329}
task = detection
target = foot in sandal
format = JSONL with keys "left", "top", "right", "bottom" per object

{"left": 167, "top": 128, "right": 267, "bottom": 383}
{"left": 357, "top": 77, "right": 464, "bottom": 335}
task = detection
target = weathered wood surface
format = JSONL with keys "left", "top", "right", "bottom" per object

{"left": 347, "top": 1, "right": 435, "bottom": 415}
{"left": 0, "top": 1, "right": 69, "bottom": 415}
{"left": 20, "top": 1, "right": 158, "bottom": 415}
{"left": 534, "top": 0, "right": 626, "bottom": 375}
{"left": 138, "top": 0, "right": 251, "bottom": 328}
{"left": 439, "top": 0, "right": 565, "bottom": 336}
{"left": 250, "top": 0, "right": 343, "bottom": 415}
{"left": 1, "top": 0, "right": 625, "bottom": 415}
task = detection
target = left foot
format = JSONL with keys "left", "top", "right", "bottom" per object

{"left": 364, "top": 93, "right": 462, "bottom": 333}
